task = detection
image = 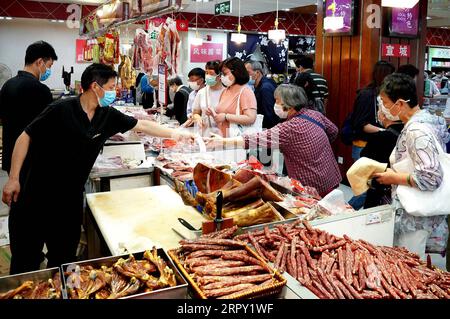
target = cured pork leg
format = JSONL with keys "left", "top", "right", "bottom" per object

{"left": 194, "top": 163, "right": 240, "bottom": 194}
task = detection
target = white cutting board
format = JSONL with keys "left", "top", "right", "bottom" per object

{"left": 86, "top": 186, "right": 205, "bottom": 254}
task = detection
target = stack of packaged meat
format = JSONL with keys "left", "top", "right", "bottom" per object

{"left": 235, "top": 221, "right": 450, "bottom": 299}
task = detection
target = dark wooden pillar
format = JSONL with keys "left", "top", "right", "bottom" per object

{"left": 315, "top": 0, "right": 429, "bottom": 176}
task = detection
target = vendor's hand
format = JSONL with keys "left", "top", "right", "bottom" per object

{"left": 2, "top": 179, "right": 20, "bottom": 206}
{"left": 172, "top": 130, "right": 195, "bottom": 144}
{"left": 373, "top": 168, "right": 398, "bottom": 186}
{"left": 204, "top": 133, "right": 224, "bottom": 150}
{"left": 181, "top": 118, "right": 194, "bottom": 128}
{"left": 214, "top": 113, "right": 227, "bottom": 124}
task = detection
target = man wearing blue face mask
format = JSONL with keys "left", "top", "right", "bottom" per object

{"left": 2, "top": 63, "right": 195, "bottom": 274}
{"left": 0, "top": 41, "right": 57, "bottom": 174}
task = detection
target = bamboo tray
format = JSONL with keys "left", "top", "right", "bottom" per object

{"left": 168, "top": 245, "right": 287, "bottom": 299}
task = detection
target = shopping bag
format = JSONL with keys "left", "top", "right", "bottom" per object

{"left": 393, "top": 131, "right": 450, "bottom": 217}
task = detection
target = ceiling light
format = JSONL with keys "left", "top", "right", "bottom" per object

{"left": 231, "top": 0, "right": 246, "bottom": 44}
{"left": 58, "top": 20, "right": 65, "bottom": 23}
{"left": 191, "top": 36, "right": 203, "bottom": 46}
{"left": 284, "top": 8, "right": 291, "bottom": 12}
{"left": 51, "top": 19, "right": 57, "bottom": 23}
{"left": 192, "top": 1, "right": 203, "bottom": 46}
{"left": 268, "top": 0, "right": 286, "bottom": 43}
{"left": 426, "top": 16, "right": 431, "bottom": 20}
{"left": 381, "top": 0, "right": 419, "bottom": 8}
{"left": 231, "top": 33, "right": 247, "bottom": 43}
{"left": 5, "top": 17, "right": 12, "bottom": 20}
{"left": 324, "top": 16, "right": 344, "bottom": 30}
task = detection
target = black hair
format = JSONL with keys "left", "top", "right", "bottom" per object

{"left": 25, "top": 41, "right": 58, "bottom": 65}
{"left": 81, "top": 63, "right": 117, "bottom": 91}
{"left": 296, "top": 56, "right": 314, "bottom": 69}
{"left": 168, "top": 76, "right": 183, "bottom": 87}
{"left": 205, "top": 60, "right": 221, "bottom": 75}
{"left": 219, "top": 57, "right": 249, "bottom": 85}
{"left": 380, "top": 73, "right": 418, "bottom": 108}
{"left": 188, "top": 68, "right": 205, "bottom": 80}
{"left": 369, "top": 60, "right": 395, "bottom": 89}
{"left": 397, "top": 64, "right": 420, "bottom": 79}
{"left": 293, "top": 55, "right": 306, "bottom": 68}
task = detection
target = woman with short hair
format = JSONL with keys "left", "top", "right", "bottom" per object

{"left": 212, "top": 57, "right": 257, "bottom": 137}
{"left": 373, "top": 73, "right": 450, "bottom": 259}
{"left": 206, "top": 84, "right": 341, "bottom": 197}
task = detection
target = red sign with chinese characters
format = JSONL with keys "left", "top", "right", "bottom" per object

{"left": 382, "top": 43, "right": 411, "bottom": 58}
{"left": 76, "top": 39, "right": 87, "bottom": 63}
{"left": 190, "top": 43, "right": 224, "bottom": 63}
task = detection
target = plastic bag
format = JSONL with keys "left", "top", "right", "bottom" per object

{"left": 317, "top": 189, "right": 354, "bottom": 216}
{"left": 426, "top": 221, "right": 449, "bottom": 256}
{"left": 395, "top": 230, "right": 429, "bottom": 261}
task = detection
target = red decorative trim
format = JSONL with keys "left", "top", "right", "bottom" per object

{"left": 0, "top": 1, "right": 316, "bottom": 36}
{"left": 426, "top": 27, "right": 450, "bottom": 47}
{"left": 0, "top": 0, "right": 97, "bottom": 20}
{"left": 164, "top": 11, "right": 317, "bottom": 36}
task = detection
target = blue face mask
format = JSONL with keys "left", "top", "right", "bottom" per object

{"left": 40, "top": 67, "right": 51, "bottom": 81}
{"left": 248, "top": 79, "right": 256, "bottom": 86}
{"left": 96, "top": 83, "right": 116, "bottom": 107}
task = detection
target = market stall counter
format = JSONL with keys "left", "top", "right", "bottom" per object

{"left": 85, "top": 186, "right": 206, "bottom": 258}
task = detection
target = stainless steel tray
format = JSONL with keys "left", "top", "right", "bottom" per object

{"left": 61, "top": 249, "right": 188, "bottom": 299}
{"left": 0, "top": 267, "right": 63, "bottom": 298}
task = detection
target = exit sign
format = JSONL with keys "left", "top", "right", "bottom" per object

{"left": 215, "top": 1, "right": 232, "bottom": 15}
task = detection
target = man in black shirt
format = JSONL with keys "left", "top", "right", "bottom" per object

{"left": 166, "top": 76, "right": 192, "bottom": 124}
{"left": 0, "top": 41, "right": 58, "bottom": 173}
{"left": 2, "top": 64, "right": 194, "bottom": 274}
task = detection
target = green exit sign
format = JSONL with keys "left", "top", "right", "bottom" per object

{"left": 215, "top": 1, "right": 232, "bottom": 15}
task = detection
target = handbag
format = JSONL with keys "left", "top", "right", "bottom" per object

{"left": 229, "top": 87, "right": 264, "bottom": 137}
{"left": 393, "top": 128, "right": 450, "bottom": 217}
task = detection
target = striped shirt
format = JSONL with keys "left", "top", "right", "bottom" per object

{"left": 295, "top": 69, "right": 329, "bottom": 101}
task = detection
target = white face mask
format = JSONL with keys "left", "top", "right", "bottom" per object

{"left": 221, "top": 74, "right": 234, "bottom": 87}
{"left": 378, "top": 96, "right": 399, "bottom": 122}
{"left": 274, "top": 103, "right": 288, "bottom": 119}
{"left": 188, "top": 81, "right": 200, "bottom": 91}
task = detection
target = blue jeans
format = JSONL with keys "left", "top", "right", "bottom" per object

{"left": 352, "top": 145, "right": 364, "bottom": 160}
{"left": 349, "top": 192, "right": 367, "bottom": 210}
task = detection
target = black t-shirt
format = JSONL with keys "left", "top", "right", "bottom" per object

{"left": 0, "top": 71, "right": 53, "bottom": 172}
{"left": 19, "top": 96, "right": 137, "bottom": 200}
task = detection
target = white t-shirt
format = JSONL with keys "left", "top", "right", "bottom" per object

{"left": 193, "top": 86, "right": 225, "bottom": 128}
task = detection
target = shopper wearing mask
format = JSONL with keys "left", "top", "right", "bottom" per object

{"left": 360, "top": 96, "right": 404, "bottom": 208}
{"left": 373, "top": 73, "right": 450, "bottom": 259}
{"left": 0, "top": 41, "right": 57, "bottom": 174}
{"left": 2, "top": 63, "right": 195, "bottom": 274}
{"left": 213, "top": 57, "right": 257, "bottom": 137}
{"left": 166, "top": 76, "right": 192, "bottom": 125}
{"left": 191, "top": 60, "right": 225, "bottom": 133}
{"left": 206, "top": 84, "right": 341, "bottom": 196}
{"left": 185, "top": 68, "right": 206, "bottom": 120}
{"left": 245, "top": 61, "right": 280, "bottom": 129}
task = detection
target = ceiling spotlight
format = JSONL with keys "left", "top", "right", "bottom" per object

{"left": 381, "top": 0, "right": 419, "bottom": 8}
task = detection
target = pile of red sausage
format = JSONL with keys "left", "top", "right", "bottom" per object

{"left": 177, "top": 226, "right": 281, "bottom": 299}
{"left": 235, "top": 220, "right": 450, "bottom": 299}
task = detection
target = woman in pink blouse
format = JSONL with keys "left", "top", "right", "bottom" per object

{"left": 206, "top": 84, "right": 341, "bottom": 197}
{"left": 207, "top": 57, "right": 257, "bottom": 137}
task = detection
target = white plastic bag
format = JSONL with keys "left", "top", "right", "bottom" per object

{"left": 395, "top": 230, "right": 429, "bottom": 261}
{"left": 394, "top": 133, "right": 450, "bottom": 217}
